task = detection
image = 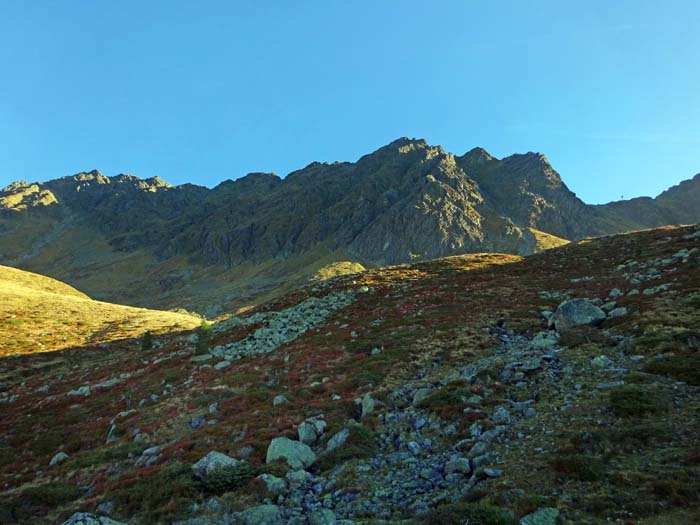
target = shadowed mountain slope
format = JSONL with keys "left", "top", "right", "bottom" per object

{"left": 1, "top": 138, "right": 697, "bottom": 314}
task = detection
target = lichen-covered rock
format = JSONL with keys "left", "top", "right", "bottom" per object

{"left": 192, "top": 451, "right": 240, "bottom": 478}
{"left": 265, "top": 437, "right": 316, "bottom": 469}
{"left": 549, "top": 298, "right": 606, "bottom": 332}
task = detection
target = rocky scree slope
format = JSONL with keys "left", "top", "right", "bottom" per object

{"left": 0, "top": 224, "right": 699, "bottom": 524}
{"left": 2, "top": 138, "right": 698, "bottom": 314}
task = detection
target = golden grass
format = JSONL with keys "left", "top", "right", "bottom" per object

{"left": 0, "top": 265, "right": 201, "bottom": 357}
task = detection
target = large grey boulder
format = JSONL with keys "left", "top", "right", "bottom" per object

{"left": 266, "top": 437, "right": 316, "bottom": 469}
{"left": 191, "top": 451, "right": 240, "bottom": 478}
{"left": 549, "top": 299, "right": 606, "bottom": 332}
{"left": 63, "top": 513, "right": 126, "bottom": 525}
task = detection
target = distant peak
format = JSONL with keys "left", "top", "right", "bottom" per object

{"left": 460, "top": 147, "right": 497, "bottom": 164}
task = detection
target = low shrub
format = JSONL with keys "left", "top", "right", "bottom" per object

{"left": 200, "top": 462, "right": 257, "bottom": 495}
{"left": 316, "top": 425, "right": 378, "bottom": 471}
{"left": 422, "top": 502, "right": 516, "bottom": 525}
{"left": 551, "top": 454, "right": 605, "bottom": 482}
{"left": 609, "top": 386, "right": 668, "bottom": 417}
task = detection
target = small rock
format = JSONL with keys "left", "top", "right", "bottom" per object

{"left": 483, "top": 468, "right": 504, "bottom": 478}
{"left": 309, "top": 509, "right": 337, "bottom": 525}
{"left": 444, "top": 457, "right": 472, "bottom": 476}
{"left": 412, "top": 387, "right": 434, "bottom": 406}
{"left": 50, "top": 451, "right": 69, "bottom": 467}
{"left": 520, "top": 507, "right": 560, "bottom": 525}
{"left": 361, "top": 392, "right": 375, "bottom": 418}
{"left": 62, "top": 513, "right": 126, "bottom": 525}
{"left": 608, "top": 307, "right": 629, "bottom": 319}
{"left": 256, "top": 473, "right": 287, "bottom": 495}
{"left": 213, "top": 360, "right": 231, "bottom": 370}
{"left": 272, "top": 394, "right": 288, "bottom": 406}
{"left": 591, "top": 355, "right": 613, "bottom": 369}
{"left": 325, "top": 428, "right": 350, "bottom": 452}
{"left": 238, "top": 504, "right": 282, "bottom": 525}
{"left": 298, "top": 421, "right": 318, "bottom": 445}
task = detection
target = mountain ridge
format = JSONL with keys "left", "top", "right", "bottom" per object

{"left": 1, "top": 137, "right": 698, "bottom": 315}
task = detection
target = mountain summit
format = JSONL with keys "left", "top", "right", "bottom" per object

{"left": 1, "top": 138, "right": 698, "bottom": 314}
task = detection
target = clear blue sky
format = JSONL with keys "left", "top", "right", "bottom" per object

{"left": 0, "top": 1, "right": 698, "bottom": 204}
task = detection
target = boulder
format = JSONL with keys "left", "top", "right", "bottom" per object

{"left": 266, "top": 437, "right": 316, "bottom": 469}
{"left": 549, "top": 299, "right": 606, "bottom": 332}
{"left": 272, "top": 394, "right": 288, "bottom": 407}
{"left": 192, "top": 451, "right": 240, "bottom": 479}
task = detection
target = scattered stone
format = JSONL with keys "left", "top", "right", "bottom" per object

{"left": 62, "top": 513, "right": 126, "bottom": 525}
{"left": 256, "top": 473, "right": 287, "bottom": 495}
{"left": 591, "top": 355, "right": 613, "bottom": 368}
{"left": 596, "top": 381, "right": 625, "bottom": 390}
{"left": 483, "top": 468, "right": 504, "bottom": 478}
{"left": 520, "top": 507, "right": 560, "bottom": 525}
{"left": 412, "top": 387, "right": 434, "bottom": 406}
{"left": 266, "top": 437, "right": 316, "bottom": 469}
{"left": 608, "top": 307, "right": 629, "bottom": 319}
{"left": 105, "top": 424, "right": 120, "bottom": 443}
{"left": 50, "top": 451, "right": 69, "bottom": 467}
{"left": 213, "top": 360, "right": 231, "bottom": 370}
{"left": 325, "top": 428, "right": 350, "bottom": 453}
{"left": 238, "top": 504, "right": 281, "bottom": 525}
{"left": 272, "top": 394, "right": 288, "bottom": 406}
{"left": 67, "top": 386, "right": 91, "bottom": 397}
{"left": 444, "top": 457, "right": 472, "bottom": 476}
{"left": 309, "top": 509, "right": 337, "bottom": 525}
{"left": 190, "top": 416, "right": 205, "bottom": 429}
{"left": 298, "top": 421, "right": 318, "bottom": 445}
{"left": 192, "top": 451, "right": 240, "bottom": 479}
{"left": 361, "top": 392, "right": 376, "bottom": 418}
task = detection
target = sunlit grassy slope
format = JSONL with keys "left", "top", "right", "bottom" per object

{"left": 0, "top": 265, "right": 201, "bottom": 357}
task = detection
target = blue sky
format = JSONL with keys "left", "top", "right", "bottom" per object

{"left": 0, "top": 1, "right": 698, "bottom": 204}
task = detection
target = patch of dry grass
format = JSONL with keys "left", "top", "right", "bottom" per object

{"left": 0, "top": 265, "right": 201, "bottom": 356}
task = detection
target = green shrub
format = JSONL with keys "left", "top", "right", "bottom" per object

{"left": 609, "top": 386, "right": 667, "bottom": 417}
{"left": 195, "top": 321, "right": 213, "bottom": 354}
{"left": 644, "top": 353, "right": 700, "bottom": 386}
{"left": 0, "top": 482, "right": 82, "bottom": 522}
{"left": 112, "top": 462, "right": 197, "bottom": 522}
{"left": 316, "top": 425, "right": 378, "bottom": 471}
{"left": 422, "top": 502, "right": 516, "bottom": 525}
{"left": 201, "top": 462, "right": 257, "bottom": 495}
{"left": 141, "top": 330, "right": 154, "bottom": 350}
{"left": 551, "top": 454, "right": 605, "bottom": 481}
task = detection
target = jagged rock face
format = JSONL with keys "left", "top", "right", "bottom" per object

{"left": 457, "top": 151, "right": 596, "bottom": 240}
{"left": 0, "top": 138, "right": 698, "bottom": 311}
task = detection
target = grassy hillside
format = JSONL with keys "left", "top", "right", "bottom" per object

{"left": 0, "top": 225, "right": 699, "bottom": 524}
{"left": 0, "top": 265, "right": 201, "bottom": 357}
